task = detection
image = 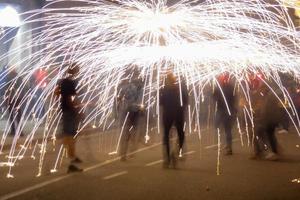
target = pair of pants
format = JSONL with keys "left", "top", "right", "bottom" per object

{"left": 8, "top": 106, "right": 22, "bottom": 135}
{"left": 253, "top": 122, "right": 278, "bottom": 155}
{"left": 62, "top": 110, "right": 79, "bottom": 135}
{"left": 215, "top": 112, "right": 233, "bottom": 150}
{"left": 162, "top": 110, "right": 185, "bottom": 163}
{"left": 63, "top": 136, "right": 76, "bottom": 159}
{"left": 120, "top": 111, "right": 139, "bottom": 158}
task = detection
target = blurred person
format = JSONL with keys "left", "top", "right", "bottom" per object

{"left": 293, "top": 86, "right": 300, "bottom": 116}
{"left": 237, "top": 89, "right": 248, "bottom": 131}
{"left": 277, "top": 73, "right": 293, "bottom": 133}
{"left": 250, "top": 81, "right": 285, "bottom": 161}
{"left": 118, "top": 69, "right": 144, "bottom": 161}
{"left": 213, "top": 73, "right": 237, "bottom": 155}
{"left": 32, "top": 68, "right": 48, "bottom": 119}
{"left": 160, "top": 72, "right": 188, "bottom": 168}
{"left": 56, "top": 63, "right": 83, "bottom": 173}
{"left": 288, "top": 84, "right": 300, "bottom": 132}
{"left": 277, "top": 97, "right": 290, "bottom": 134}
{"left": 6, "top": 69, "right": 25, "bottom": 136}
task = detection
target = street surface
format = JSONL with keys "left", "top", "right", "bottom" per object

{"left": 0, "top": 128, "right": 300, "bottom": 200}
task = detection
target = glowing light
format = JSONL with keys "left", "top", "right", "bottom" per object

{"left": 281, "top": 0, "right": 300, "bottom": 20}
{"left": 6, "top": 173, "right": 14, "bottom": 178}
{"left": 0, "top": 6, "right": 21, "bottom": 27}
{"left": 291, "top": 178, "right": 300, "bottom": 183}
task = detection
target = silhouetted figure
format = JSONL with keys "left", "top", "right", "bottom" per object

{"left": 160, "top": 72, "right": 188, "bottom": 168}
{"left": 32, "top": 68, "right": 48, "bottom": 119}
{"left": 294, "top": 90, "right": 300, "bottom": 113}
{"left": 213, "top": 73, "right": 236, "bottom": 155}
{"left": 56, "top": 63, "right": 83, "bottom": 173}
{"left": 5, "top": 69, "right": 24, "bottom": 136}
{"left": 251, "top": 84, "right": 285, "bottom": 161}
{"left": 118, "top": 75, "right": 144, "bottom": 161}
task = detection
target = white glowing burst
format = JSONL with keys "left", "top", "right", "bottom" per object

{"left": 0, "top": 0, "right": 299, "bottom": 176}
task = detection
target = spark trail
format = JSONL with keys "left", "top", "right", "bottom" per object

{"left": 0, "top": 0, "right": 299, "bottom": 176}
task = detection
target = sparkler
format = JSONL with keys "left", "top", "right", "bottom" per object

{"left": 0, "top": 0, "right": 299, "bottom": 176}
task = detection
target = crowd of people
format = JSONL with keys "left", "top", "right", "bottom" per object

{"left": 0, "top": 66, "right": 48, "bottom": 137}
{"left": 113, "top": 69, "right": 299, "bottom": 171}
{"left": 1, "top": 63, "right": 300, "bottom": 173}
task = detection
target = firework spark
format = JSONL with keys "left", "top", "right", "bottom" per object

{"left": 0, "top": 0, "right": 299, "bottom": 176}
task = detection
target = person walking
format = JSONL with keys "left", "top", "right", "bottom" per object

{"left": 213, "top": 73, "right": 236, "bottom": 155}
{"left": 160, "top": 72, "right": 188, "bottom": 168}
{"left": 251, "top": 83, "right": 285, "bottom": 161}
{"left": 118, "top": 74, "right": 144, "bottom": 161}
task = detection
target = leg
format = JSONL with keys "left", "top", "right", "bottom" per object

{"left": 252, "top": 123, "right": 265, "bottom": 157}
{"left": 63, "top": 136, "right": 76, "bottom": 160}
{"left": 223, "top": 117, "right": 233, "bottom": 153}
{"left": 129, "top": 111, "right": 140, "bottom": 153}
{"left": 120, "top": 112, "right": 134, "bottom": 160}
{"left": 120, "top": 132, "right": 129, "bottom": 160}
{"left": 281, "top": 112, "right": 289, "bottom": 131}
{"left": 8, "top": 106, "right": 16, "bottom": 135}
{"left": 175, "top": 112, "right": 185, "bottom": 152}
{"left": 63, "top": 136, "right": 83, "bottom": 172}
{"left": 62, "top": 112, "right": 81, "bottom": 161}
{"left": 62, "top": 111, "right": 82, "bottom": 172}
{"left": 15, "top": 110, "right": 24, "bottom": 136}
{"left": 266, "top": 124, "right": 278, "bottom": 154}
{"left": 163, "top": 115, "right": 173, "bottom": 166}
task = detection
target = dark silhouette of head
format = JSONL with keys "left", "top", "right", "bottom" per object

{"left": 217, "top": 72, "right": 230, "bottom": 85}
{"left": 165, "top": 71, "right": 176, "bottom": 86}
{"left": 67, "top": 63, "right": 80, "bottom": 76}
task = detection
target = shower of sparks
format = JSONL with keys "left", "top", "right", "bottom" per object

{"left": 0, "top": 0, "right": 300, "bottom": 176}
{"left": 216, "top": 128, "right": 221, "bottom": 176}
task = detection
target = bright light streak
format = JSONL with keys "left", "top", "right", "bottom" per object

{"left": 0, "top": 162, "right": 14, "bottom": 167}
{"left": 217, "top": 128, "right": 221, "bottom": 176}
{"left": 0, "top": 0, "right": 299, "bottom": 176}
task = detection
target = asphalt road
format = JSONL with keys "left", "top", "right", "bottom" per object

{"left": 0, "top": 128, "right": 300, "bottom": 200}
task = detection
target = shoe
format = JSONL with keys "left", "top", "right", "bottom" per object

{"left": 249, "top": 154, "right": 261, "bottom": 160}
{"left": 178, "top": 148, "right": 186, "bottom": 161}
{"left": 224, "top": 146, "right": 233, "bottom": 155}
{"left": 71, "top": 157, "right": 82, "bottom": 164}
{"left": 128, "top": 154, "right": 135, "bottom": 159}
{"left": 120, "top": 156, "right": 127, "bottom": 162}
{"left": 224, "top": 151, "right": 233, "bottom": 155}
{"left": 178, "top": 154, "right": 186, "bottom": 161}
{"left": 67, "top": 165, "right": 83, "bottom": 173}
{"left": 265, "top": 152, "right": 279, "bottom": 161}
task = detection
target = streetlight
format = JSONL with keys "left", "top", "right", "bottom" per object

{"left": 0, "top": 5, "right": 21, "bottom": 27}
